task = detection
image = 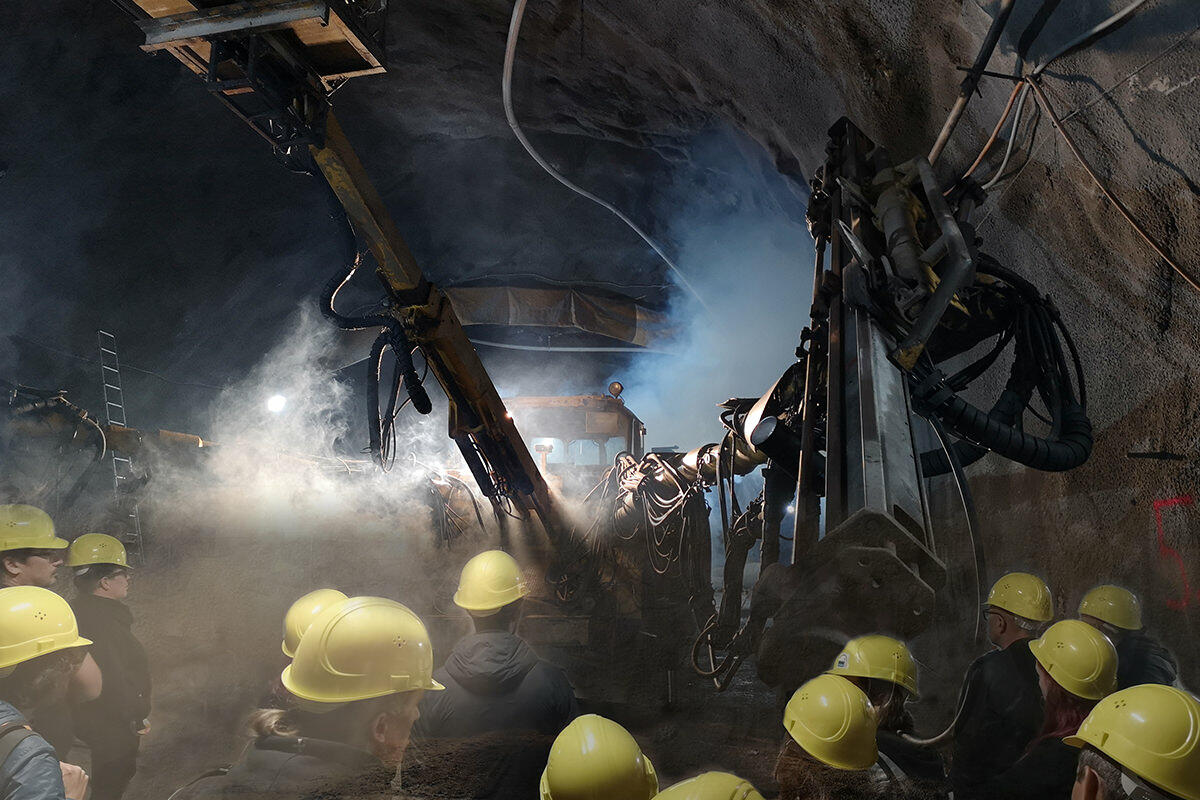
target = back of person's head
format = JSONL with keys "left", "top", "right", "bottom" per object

{"left": 1029, "top": 619, "right": 1118, "bottom": 745}
{"left": 0, "top": 585, "right": 91, "bottom": 711}
{"left": 1067, "top": 684, "right": 1200, "bottom": 800}
{"left": 986, "top": 572, "right": 1053, "bottom": 637}
{"left": 281, "top": 588, "right": 347, "bottom": 658}
{"left": 775, "top": 739, "right": 879, "bottom": 800}
{"left": 270, "top": 596, "right": 443, "bottom": 766}
{"left": 651, "top": 771, "right": 764, "bottom": 800}
{"left": 782, "top": 674, "right": 879, "bottom": 771}
{"left": 540, "top": 714, "right": 658, "bottom": 800}
{"left": 826, "top": 635, "right": 918, "bottom": 732}
{"left": 1078, "top": 585, "right": 1144, "bottom": 638}
{"left": 454, "top": 550, "right": 528, "bottom": 628}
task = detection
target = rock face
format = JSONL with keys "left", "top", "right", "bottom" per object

{"left": 3, "top": 0, "right": 1200, "bottom": 792}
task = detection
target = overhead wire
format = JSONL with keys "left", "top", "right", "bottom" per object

{"left": 981, "top": 84, "right": 1037, "bottom": 190}
{"left": 955, "top": 82, "right": 1023, "bottom": 185}
{"left": 1026, "top": 77, "right": 1200, "bottom": 294}
{"left": 1028, "top": 0, "right": 1155, "bottom": 79}
{"left": 502, "top": 0, "right": 710, "bottom": 312}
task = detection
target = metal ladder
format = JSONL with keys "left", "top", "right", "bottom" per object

{"left": 97, "top": 330, "right": 144, "bottom": 565}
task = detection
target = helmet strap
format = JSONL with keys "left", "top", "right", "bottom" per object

{"left": 1121, "top": 771, "right": 1176, "bottom": 800}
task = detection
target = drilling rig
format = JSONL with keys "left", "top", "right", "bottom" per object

{"left": 105, "top": 0, "right": 1091, "bottom": 701}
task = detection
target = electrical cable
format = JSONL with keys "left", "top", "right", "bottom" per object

{"left": 1028, "top": 0, "right": 1154, "bottom": 79}
{"left": 955, "top": 82, "right": 1023, "bottom": 186}
{"left": 1026, "top": 77, "right": 1200, "bottom": 294}
{"left": 10, "top": 334, "right": 224, "bottom": 392}
{"left": 502, "top": 0, "right": 710, "bottom": 312}
{"left": 981, "top": 84, "right": 1034, "bottom": 190}
{"left": 1060, "top": 23, "right": 1200, "bottom": 125}
{"left": 929, "top": 0, "right": 1016, "bottom": 164}
{"left": 469, "top": 338, "right": 680, "bottom": 355}
{"left": 922, "top": 406, "right": 986, "bottom": 643}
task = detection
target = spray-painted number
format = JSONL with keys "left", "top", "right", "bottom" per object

{"left": 1153, "top": 495, "right": 1199, "bottom": 610}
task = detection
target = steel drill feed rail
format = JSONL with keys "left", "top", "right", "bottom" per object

{"left": 591, "top": 118, "right": 1093, "bottom": 690}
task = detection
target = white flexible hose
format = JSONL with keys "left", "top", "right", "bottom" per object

{"left": 982, "top": 83, "right": 1031, "bottom": 190}
{"left": 502, "top": 0, "right": 710, "bottom": 311}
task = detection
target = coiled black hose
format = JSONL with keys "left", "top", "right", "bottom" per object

{"left": 319, "top": 179, "right": 431, "bottom": 466}
{"left": 909, "top": 264, "right": 1091, "bottom": 471}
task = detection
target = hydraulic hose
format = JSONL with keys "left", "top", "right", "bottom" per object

{"left": 502, "top": 0, "right": 709, "bottom": 311}
{"left": 321, "top": 179, "right": 431, "bottom": 467}
{"left": 923, "top": 412, "right": 987, "bottom": 644}
{"left": 914, "top": 368, "right": 1091, "bottom": 471}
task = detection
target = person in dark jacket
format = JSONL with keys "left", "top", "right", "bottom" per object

{"left": 171, "top": 596, "right": 443, "bottom": 800}
{"left": 414, "top": 550, "right": 578, "bottom": 739}
{"left": 949, "top": 572, "right": 1053, "bottom": 797}
{"left": 67, "top": 534, "right": 150, "bottom": 800}
{"left": 0, "top": 586, "right": 93, "bottom": 800}
{"left": 971, "top": 620, "right": 1117, "bottom": 800}
{"left": 1078, "top": 584, "right": 1179, "bottom": 689}
{"left": 826, "top": 635, "right": 945, "bottom": 795}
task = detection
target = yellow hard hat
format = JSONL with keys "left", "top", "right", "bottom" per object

{"left": 453, "top": 550, "right": 528, "bottom": 616}
{"left": 986, "top": 572, "right": 1053, "bottom": 622}
{"left": 539, "top": 714, "right": 658, "bottom": 800}
{"left": 826, "top": 635, "right": 920, "bottom": 698}
{"left": 651, "top": 772, "right": 764, "bottom": 800}
{"left": 0, "top": 586, "right": 91, "bottom": 676}
{"left": 783, "top": 674, "right": 878, "bottom": 771}
{"left": 1079, "top": 585, "right": 1143, "bottom": 631}
{"left": 66, "top": 534, "right": 131, "bottom": 569}
{"left": 280, "top": 596, "right": 444, "bottom": 706}
{"left": 1066, "top": 684, "right": 1200, "bottom": 800}
{"left": 1030, "top": 619, "right": 1118, "bottom": 700}
{"left": 0, "top": 505, "right": 68, "bottom": 552}
{"left": 282, "top": 588, "right": 348, "bottom": 658}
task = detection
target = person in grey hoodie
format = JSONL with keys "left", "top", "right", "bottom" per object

{"left": 414, "top": 550, "right": 578, "bottom": 739}
{"left": 0, "top": 586, "right": 92, "bottom": 800}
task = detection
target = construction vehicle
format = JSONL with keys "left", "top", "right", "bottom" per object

{"left": 104, "top": 1, "right": 1091, "bottom": 701}
{"left": 505, "top": 382, "right": 646, "bottom": 499}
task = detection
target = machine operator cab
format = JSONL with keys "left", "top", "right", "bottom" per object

{"left": 504, "top": 382, "right": 645, "bottom": 500}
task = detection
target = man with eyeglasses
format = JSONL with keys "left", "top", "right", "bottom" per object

{"left": 949, "top": 572, "right": 1055, "bottom": 799}
{"left": 0, "top": 505, "right": 69, "bottom": 588}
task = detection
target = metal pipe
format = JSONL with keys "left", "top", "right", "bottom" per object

{"left": 892, "top": 159, "right": 976, "bottom": 369}
{"left": 928, "top": 0, "right": 1016, "bottom": 164}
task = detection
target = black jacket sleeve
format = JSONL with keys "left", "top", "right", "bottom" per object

{"left": 971, "top": 739, "right": 1078, "bottom": 800}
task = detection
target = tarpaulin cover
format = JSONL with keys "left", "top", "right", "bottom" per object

{"left": 443, "top": 287, "right": 676, "bottom": 348}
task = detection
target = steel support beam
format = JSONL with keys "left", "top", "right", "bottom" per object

{"left": 138, "top": 0, "right": 328, "bottom": 50}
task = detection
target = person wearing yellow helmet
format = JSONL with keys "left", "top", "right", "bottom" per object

{"left": 775, "top": 674, "right": 881, "bottom": 800}
{"left": 66, "top": 534, "right": 149, "bottom": 800}
{"left": 414, "top": 550, "right": 578, "bottom": 739}
{"left": 0, "top": 586, "right": 93, "bottom": 800}
{"left": 0, "top": 505, "right": 69, "bottom": 589}
{"left": 258, "top": 589, "right": 350, "bottom": 710}
{"left": 0, "top": 509, "right": 102, "bottom": 761}
{"left": 651, "top": 771, "right": 764, "bottom": 800}
{"left": 1078, "top": 585, "right": 1178, "bottom": 690}
{"left": 1067, "top": 684, "right": 1200, "bottom": 800}
{"left": 969, "top": 619, "right": 1118, "bottom": 800}
{"left": 170, "top": 597, "right": 443, "bottom": 800}
{"left": 539, "top": 714, "right": 658, "bottom": 800}
{"left": 949, "top": 571, "right": 1053, "bottom": 797}
{"left": 826, "top": 635, "right": 945, "bottom": 790}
